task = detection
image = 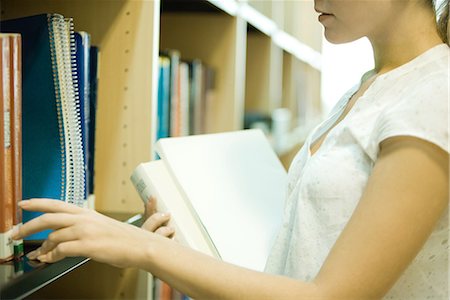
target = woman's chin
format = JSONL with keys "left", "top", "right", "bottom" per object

{"left": 323, "top": 30, "right": 363, "bottom": 45}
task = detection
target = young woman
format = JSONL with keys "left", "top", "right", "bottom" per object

{"left": 13, "top": 0, "right": 449, "bottom": 298}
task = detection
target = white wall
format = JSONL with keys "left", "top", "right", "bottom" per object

{"left": 320, "top": 37, "right": 374, "bottom": 116}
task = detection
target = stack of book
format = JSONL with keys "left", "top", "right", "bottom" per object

{"left": 0, "top": 33, "right": 23, "bottom": 262}
{"left": 0, "top": 14, "right": 100, "bottom": 243}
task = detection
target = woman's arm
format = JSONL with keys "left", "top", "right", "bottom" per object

{"left": 14, "top": 136, "right": 448, "bottom": 299}
{"left": 314, "top": 136, "right": 448, "bottom": 298}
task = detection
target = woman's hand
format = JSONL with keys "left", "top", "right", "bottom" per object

{"left": 13, "top": 199, "right": 157, "bottom": 268}
{"left": 141, "top": 196, "right": 175, "bottom": 239}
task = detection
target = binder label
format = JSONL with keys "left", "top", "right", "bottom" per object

{"left": 0, "top": 228, "right": 14, "bottom": 259}
{"left": 3, "top": 111, "right": 10, "bottom": 148}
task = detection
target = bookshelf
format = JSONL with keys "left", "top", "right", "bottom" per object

{"left": 1, "top": 0, "right": 322, "bottom": 298}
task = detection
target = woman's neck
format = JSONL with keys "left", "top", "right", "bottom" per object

{"left": 368, "top": 2, "right": 443, "bottom": 75}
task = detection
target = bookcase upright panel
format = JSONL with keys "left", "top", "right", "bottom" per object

{"left": 160, "top": 13, "right": 246, "bottom": 133}
{"left": 245, "top": 32, "right": 283, "bottom": 115}
{"left": 282, "top": 54, "right": 318, "bottom": 128}
{"left": 91, "top": 1, "right": 159, "bottom": 214}
{"left": 282, "top": 52, "right": 298, "bottom": 126}
{"left": 1, "top": 0, "right": 159, "bottom": 214}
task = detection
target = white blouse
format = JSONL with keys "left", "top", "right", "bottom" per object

{"left": 265, "top": 44, "right": 449, "bottom": 299}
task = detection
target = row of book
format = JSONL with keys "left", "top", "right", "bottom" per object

{"left": 0, "top": 13, "right": 99, "bottom": 247}
{"left": 0, "top": 34, "right": 24, "bottom": 262}
{"left": 157, "top": 50, "right": 216, "bottom": 140}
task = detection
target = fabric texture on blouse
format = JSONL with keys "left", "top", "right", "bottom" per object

{"left": 264, "top": 44, "right": 449, "bottom": 299}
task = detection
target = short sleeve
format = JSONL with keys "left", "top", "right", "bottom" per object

{"left": 374, "top": 73, "right": 449, "bottom": 154}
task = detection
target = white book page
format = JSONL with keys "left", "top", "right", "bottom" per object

{"left": 156, "top": 129, "right": 287, "bottom": 271}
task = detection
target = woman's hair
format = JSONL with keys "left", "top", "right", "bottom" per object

{"left": 433, "top": 0, "right": 449, "bottom": 44}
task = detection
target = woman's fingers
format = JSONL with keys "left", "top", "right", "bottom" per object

{"left": 155, "top": 226, "right": 175, "bottom": 238}
{"left": 37, "top": 241, "right": 82, "bottom": 263}
{"left": 141, "top": 212, "right": 171, "bottom": 232}
{"left": 19, "top": 198, "right": 84, "bottom": 214}
{"left": 13, "top": 213, "right": 76, "bottom": 240}
{"left": 144, "top": 196, "right": 157, "bottom": 220}
{"left": 141, "top": 197, "right": 175, "bottom": 238}
{"left": 28, "top": 226, "right": 78, "bottom": 260}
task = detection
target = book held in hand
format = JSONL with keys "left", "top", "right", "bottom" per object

{"left": 131, "top": 129, "right": 287, "bottom": 271}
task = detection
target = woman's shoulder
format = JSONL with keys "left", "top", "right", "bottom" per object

{"left": 371, "top": 45, "right": 448, "bottom": 107}
{"left": 405, "top": 44, "right": 449, "bottom": 87}
{"left": 389, "top": 48, "right": 448, "bottom": 107}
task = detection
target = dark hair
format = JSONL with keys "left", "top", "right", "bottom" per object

{"left": 434, "top": 0, "right": 449, "bottom": 44}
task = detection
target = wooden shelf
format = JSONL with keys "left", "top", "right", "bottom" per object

{"left": 0, "top": 214, "right": 143, "bottom": 300}
{"left": 1, "top": 253, "right": 89, "bottom": 300}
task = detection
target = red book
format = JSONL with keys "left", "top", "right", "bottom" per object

{"left": 0, "top": 34, "right": 14, "bottom": 262}
{"left": 9, "top": 34, "right": 23, "bottom": 258}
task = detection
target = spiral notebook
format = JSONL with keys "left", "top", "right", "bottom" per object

{"left": 1, "top": 14, "right": 86, "bottom": 240}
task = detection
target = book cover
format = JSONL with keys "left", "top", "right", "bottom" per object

{"left": 88, "top": 45, "right": 99, "bottom": 195}
{"left": 1, "top": 14, "right": 86, "bottom": 240}
{"left": 75, "top": 31, "right": 91, "bottom": 200}
{"left": 0, "top": 34, "right": 14, "bottom": 262}
{"left": 132, "top": 129, "right": 286, "bottom": 272}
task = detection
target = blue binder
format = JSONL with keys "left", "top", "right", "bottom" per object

{"left": 75, "top": 31, "right": 90, "bottom": 200}
{"left": 88, "top": 46, "right": 99, "bottom": 195}
{"left": 157, "top": 56, "right": 171, "bottom": 141}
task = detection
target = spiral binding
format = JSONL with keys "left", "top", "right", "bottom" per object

{"left": 47, "top": 14, "right": 86, "bottom": 207}
{"left": 47, "top": 14, "right": 66, "bottom": 202}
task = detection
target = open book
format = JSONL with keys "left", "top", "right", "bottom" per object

{"left": 131, "top": 129, "right": 287, "bottom": 272}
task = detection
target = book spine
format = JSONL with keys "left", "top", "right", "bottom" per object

{"left": 129, "top": 164, "right": 185, "bottom": 243}
{"left": 179, "top": 62, "right": 190, "bottom": 137}
{"left": 9, "top": 34, "right": 23, "bottom": 258}
{"left": 203, "top": 66, "right": 216, "bottom": 134}
{"left": 74, "top": 31, "right": 91, "bottom": 201}
{"left": 88, "top": 46, "right": 99, "bottom": 195}
{"left": 157, "top": 56, "right": 171, "bottom": 141}
{"left": 193, "top": 61, "right": 204, "bottom": 135}
{"left": 168, "top": 50, "right": 180, "bottom": 137}
{"left": 130, "top": 167, "right": 154, "bottom": 205}
{"left": 0, "top": 35, "right": 14, "bottom": 262}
